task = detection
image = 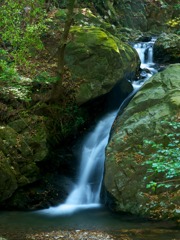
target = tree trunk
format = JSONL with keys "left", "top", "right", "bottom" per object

{"left": 51, "top": 0, "right": 76, "bottom": 101}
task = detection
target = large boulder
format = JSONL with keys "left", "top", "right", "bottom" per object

{"left": 104, "top": 64, "right": 180, "bottom": 220}
{"left": 0, "top": 115, "right": 48, "bottom": 204}
{"left": 154, "top": 33, "right": 180, "bottom": 64}
{"left": 0, "top": 151, "right": 17, "bottom": 202}
{"left": 65, "top": 26, "right": 140, "bottom": 105}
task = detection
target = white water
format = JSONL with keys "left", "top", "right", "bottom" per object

{"left": 41, "top": 110, "right": 119, "bottom": 215}
{"left": 134, "top": 37, "right": 157, "bottom": 75}
{"left": 39, "top": 38, "right": 157, "bottom": 216}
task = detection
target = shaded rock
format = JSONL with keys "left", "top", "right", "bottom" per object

{"left": 2, "top": 174, "right": 74, "bottom": 210}
{"left": 0, "top": 115, "right": 48, "bottom": 204}
{"left": 65, "top": 26, "right": 140, "bottom": 105}
{"left": 104, "top": 64, "right": 180, "bottom": 220}
{"left": 92, "top": 0, "right": 178, "bottom": 33}
{"left": 145, "top": 0, "right": 175, "bottom": 33}
{"left": 94, "top": 0, "right": 148, "bottom": 31}
{"left": 0, "top": 151, "right": 17, "bottom": 202}
{"left": 154, "top": 33, "right": 180, "bottom": 63}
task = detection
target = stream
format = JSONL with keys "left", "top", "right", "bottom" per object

{"left": 0, "top": 38, "right": 179, "bottom": 240}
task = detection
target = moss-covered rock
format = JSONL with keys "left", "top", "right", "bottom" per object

{"left": 0, "top": 151, "right": 17, "bottom": 202}
{"left": 154, "top": 33, "right": 180, "bottom": 63}
{"left": 0, "top": 115, "right": 48, "bottom": 204}
{"left": 104, "top": 64, "right": 180, "bottom": 220}
{"left": 65, "top": 26, "right": 140, "bottom": 105}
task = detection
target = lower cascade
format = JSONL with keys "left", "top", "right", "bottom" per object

{"left": 40, "top": 38, "right": 157, "bottom": 215}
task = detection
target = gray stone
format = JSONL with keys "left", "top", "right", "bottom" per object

{"left": 104, "top": 64, "right": 180, "bottom": 220}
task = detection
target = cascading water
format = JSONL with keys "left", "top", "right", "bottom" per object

{"left": 133, "top": 37, "right": 157, "bottom": 88}
{"left": 39, "top": 38, "right": 157, "bottom": 216}
{"left": 134, "top": 37, "right": 156, "bottom": 66}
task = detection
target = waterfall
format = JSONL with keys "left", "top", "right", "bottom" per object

{"left": 134, "top": 38, "right": 156, "bottom": 66}
{"left": 65, "top": 112, "right": 118, "bottom": 205}
{"left": 39, "top": 38, "right": 157, "bottom": 216}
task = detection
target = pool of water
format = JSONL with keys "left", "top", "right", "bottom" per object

{"left": 0, "top": 207, "right": 179, "bottom": 239}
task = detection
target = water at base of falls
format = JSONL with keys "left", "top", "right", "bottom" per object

{"left": 39, "top": 38, "right": 157, "bottom": 216}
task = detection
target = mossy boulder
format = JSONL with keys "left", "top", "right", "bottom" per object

{"left": 104, "top": 64, "right": 180, "bottom": 220}
{"left": 0, "top": 151, "right": 17, "bottom": 202}
{"left": 0, "top": 115, "right": 48, "bottom": 204}
{"left": 154, "top": 33, "right": 180, "bottom": 63}
{"left": 65, "top": 26, "right": 140, "bottom": 105}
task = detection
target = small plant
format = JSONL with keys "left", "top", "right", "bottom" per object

{"left": 0, "top": 59, "right": 32, "bottom": 102}
{"left": 140, "top": 120, "right": 180, "bottom": 191}
{"left": 0, "top": 58, "right": 18, "bottom": 81}
{"left": 34, "top": 72, "right": 57, "bottom": 83}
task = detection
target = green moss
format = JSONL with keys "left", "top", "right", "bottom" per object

{"left": 71, "top": 26, "right": 119, "bottom": 53}
{"left": 65, "top": 25, "right": 139, "bottom": 104}
{"left": 0, "top": 153, "right": 17, "bottom": 202}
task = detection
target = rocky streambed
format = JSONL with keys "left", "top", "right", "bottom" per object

{"left": 0, "top": 228, "right": 180, "bottom": 240}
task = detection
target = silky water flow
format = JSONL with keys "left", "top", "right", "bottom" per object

{"left": 39, "top": 38, "right": 157, "bottom": 216}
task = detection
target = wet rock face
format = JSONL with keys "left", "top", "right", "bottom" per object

{"left": 65, "top": 26, "right": 140, "bottom": 105}
{"left": 104, "top": 64, "right": 180, "bottom": 220}
{"left": 154, "top": 33, "right": 180, "bottom": 64}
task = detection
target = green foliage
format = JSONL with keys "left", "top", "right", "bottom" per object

{"left": 0, "top": 59, "right": 18, "bottom": 81}
{"left": 167, "top": 17, "right": 180, "bottom": 33}
{"left": 60, "top": 104, "right": 85, "bottom": 136}
{"left": 34, "top": 72, "right": 57, "bottom": 83}
{"left": 0, "top": 0, "right": 47, "bottom": 67}
{"left": 0, "top": 59, "right": 32, "bottom": 102}
{"left": 55, "top": 9, "right": 67, "bottom": 21}
{"left": 174, "top": 4, "right": 180, "bottom": 10}
{"left": 166, "top": 2, "right": 180, "bottom": 34}
{"left": 140, "top": 120, "right": 180, "bottom": 191}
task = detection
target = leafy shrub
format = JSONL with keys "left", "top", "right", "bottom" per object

{"left": 166, "top": 17, "right": 180, "bottom": 34}
{"left": 0, "top": 0, "right": 47, "bottom": 67}
{"left": 0, "top": 60, "right": 19, "bottom": 81}
{"left": 0, "top": 59, "right": 32, "bottom": 102}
